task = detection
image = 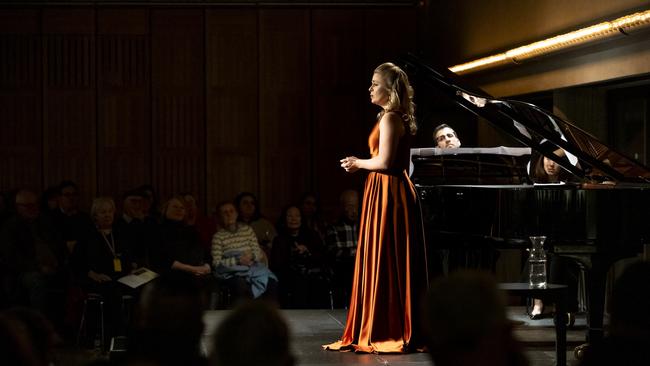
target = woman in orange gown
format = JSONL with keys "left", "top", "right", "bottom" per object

{"left": 324, "top": 62, "right": 429, "bottom": 353}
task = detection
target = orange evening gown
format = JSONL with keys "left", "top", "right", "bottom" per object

{"left": 324, "top": 119, "right": 429, "bottom": 353}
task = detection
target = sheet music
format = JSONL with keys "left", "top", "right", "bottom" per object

{"left": 117, "top": 267, "right": 159, "bottom": 289}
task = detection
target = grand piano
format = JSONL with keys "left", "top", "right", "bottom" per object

{"left": 401, "top": 54, "right": 650, "bottom": 345}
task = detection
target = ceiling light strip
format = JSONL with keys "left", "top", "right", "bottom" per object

{"left": 449, "top": 9, "right": 650, "bottom": 75}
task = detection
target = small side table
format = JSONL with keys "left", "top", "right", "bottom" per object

{"left": 498, "top": 283, "right": 568, "bottom": 366}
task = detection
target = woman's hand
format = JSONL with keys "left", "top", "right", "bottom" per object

{"left": 194, "top": 264, "right": 211, "bottom": 276}
{"left": 294, "top": 243, "right": 310, "bottom": 255}
{"left": 239, "top": 251, "right": 254, "bottom": 266}
{"left": 340, "top": 156, "right": 360, "bottom": 173}
{"left": 88, "top": 271, "right": 112, "bottom": 283}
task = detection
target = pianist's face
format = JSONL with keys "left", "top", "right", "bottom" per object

{"left": 435, "top": 127, "right": 461, "bottom": 148}
{"left": 369, "top": 72, "right": 390, "bottom": 108}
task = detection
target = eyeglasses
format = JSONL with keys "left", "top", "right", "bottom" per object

{"left": 435, "top": 133, "right": 456, "bottom": 142}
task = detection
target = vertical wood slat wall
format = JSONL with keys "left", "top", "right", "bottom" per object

{"left": 0, "top": 6, "right": 416, "bottom": 218}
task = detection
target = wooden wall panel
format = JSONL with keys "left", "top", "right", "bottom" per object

{"left": 97, "top": 9, "right": 150, "bottom": 199}
{"left": 0, "top": 4, "right": 421, "bottom": 219}
{"left": 151, "top": 9, "right": 205, "bottom": 203}
{"left": 206, "top": 9, "right": 258, "bottom": 211}
{"left": 311, "top": 9, "right": 368, "bottom": 216}
{"left": 42, "top": 9, "right": 96, "bottom": 208}
{"left": 0, "top": 9, "right": 42, "bottom": 191}
{"left": 259, "top": 9, "right": 311, "bottom": 219}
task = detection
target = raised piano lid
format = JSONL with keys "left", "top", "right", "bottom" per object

{"left": 400, "top": 54, "right": 650, "bottom": 185}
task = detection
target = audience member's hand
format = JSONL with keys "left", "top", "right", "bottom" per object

{"left": 88, "top": 271, "right": 112, "bottom": 283}
{"left": 194, "top": 264, "right": 211, "bottom": 276}
{"left": 239, "top": 251, "right": 254, "bottom": 266}
{"left": 294, "top": 243, "right": 310, "bottom": 255}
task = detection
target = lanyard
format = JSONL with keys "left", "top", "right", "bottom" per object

{"left": 100, "top": 231, "right": 116, "bottom": 258}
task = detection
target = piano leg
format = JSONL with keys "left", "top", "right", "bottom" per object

{"left": 585, "top": 258, "right": 608, "bottom": 343}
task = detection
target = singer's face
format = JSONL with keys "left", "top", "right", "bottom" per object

{"left": 368, "top": 73, "right": 389, "bottom": 107}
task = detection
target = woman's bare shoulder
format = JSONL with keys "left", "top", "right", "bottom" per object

{"left": 379, "top": 111, "right": 406, "bottom": 131}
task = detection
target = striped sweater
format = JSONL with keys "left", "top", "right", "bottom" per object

{"left": 211, "top": 223, "right": 263, "bottom": 268}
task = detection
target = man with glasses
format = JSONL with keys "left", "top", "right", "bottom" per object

{"left": 434, "top": 124, "right": 461, "bottom": 149}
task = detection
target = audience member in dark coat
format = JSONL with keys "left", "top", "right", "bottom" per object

{"left": 0, "top": 189, "right": 66, "bottom": 329}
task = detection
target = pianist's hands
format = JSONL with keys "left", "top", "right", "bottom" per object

{"left": 340, "top": 156, "right": 360, "bottom": 173}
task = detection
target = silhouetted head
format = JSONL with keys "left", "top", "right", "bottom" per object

{"left": 211, "top": 300, "right": 294, "bottom": 366}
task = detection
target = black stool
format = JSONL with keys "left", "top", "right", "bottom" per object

{"left": 499, "top": 283, "right": 568, "bottom": 366}
{"left": 77, "top": 292, "right": 105, "bottom": 350}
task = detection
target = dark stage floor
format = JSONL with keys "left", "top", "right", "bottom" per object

{"left": 202, "top": 307, "right": 587, "bottom": 366}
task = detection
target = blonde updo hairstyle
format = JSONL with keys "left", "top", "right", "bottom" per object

{"left": 374, "top": 62, "right": 417, "bottom": 135}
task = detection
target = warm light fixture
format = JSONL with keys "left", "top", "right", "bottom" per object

{"left": 449, "top": 9, "right": 650, "bottom": 75}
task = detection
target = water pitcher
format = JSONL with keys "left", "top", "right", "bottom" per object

{"left": 528, "top": 236, "right": 547, "bottom": 288}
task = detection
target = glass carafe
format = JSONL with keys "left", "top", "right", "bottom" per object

{"left": 528, "top": 236, "right": 547, "bottom": 288}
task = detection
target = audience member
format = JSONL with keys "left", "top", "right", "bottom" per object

{"left": 298, "top": 192, "right": 327, "bottom": 239}
{"left": 126, "top": 273, "right": 208, "bottom": 366}
{"left": 154, "top": 196, "right": 212, "bottom": 279}
{"left": 424, "top": 270, "right": 529, "bottom": 366}
{"left": 80, "top": 197, "right": 136, "bottom": 338}
{"left": 39, "top": 185, "right": 60, "bottom": 216}
{"left": 234, "top": 192, "right": 276, "bottom": 257}
{"left": 579, "top": 260, "right": 650, "bottom": 366}
{"left": 182, "top": 192, "right": 218, "bottom": 251}
{"left": 114, "top": 188, "right": 156, "bottom": 269}
{"left": 0, "top": 189, "right": 66, "bottom": 330}
{"left": 324, "top": 189, "right": 359, "bottom": 308}
{"left": 0, "top": 307, "right": 60, "bottom": 366}
{"left": 271, "top": 205, "right": 328, "bottom": 308}
{"left": 135, "top": 184, "right": 160, "bottom": 222}
{"left": 210, "top": 300, "right": 294, "bottom": 366}
{"left": 0, "top": 306, "right": 60, "bottom": 366}
{"left": 212, "top": 201, "right": 277, "bottom": 302}
{"left": 46, "top": 180, "right": 95, "bottom": 271}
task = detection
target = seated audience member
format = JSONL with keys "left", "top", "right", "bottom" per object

{"left": 210, "top": 300, "right": 295, "bottom": 366}
{"left": 434, "top": 123, "right": 462, "bottom": 148}
{"left": 324, "top": 189, "right": 359, "bottom": 308}
{"left": 114, "top": 188, "right": 157, "bottom": 269}
{"left": 579, "top": 261, "right": 650, "bottom": 366}
{"left": 154, "top": 196, "right": 212, "bottom": 279}
{"left": 424, "top": 270, "right": 529, "bottom": 366}
{"left": 0, "top": 189, "right": 66, "bottom": 329}
{"left": 298, "top": 192, "right": 327, "bottom": 239}
{"left": 271, "top": 205, "right": 328, "bottom": 308}
{"left": 46, "top": 180, "right": 95, "bottom": 275}
{"left": 136, "top": 184, "right": 160, "bottom": 222}
{"left": 82, "top": 197, "right": 138, "bottom": 336}
{"left": 182, "top": 192, "right": 218, "bottom": 251}
{"left": 212, "top": 201, "right": 277, "bottom": 302}
{"left": 39, "top": 185, "right": 60, "bottom": 216}
{"left": 127, "top": 274, "right": 208, "bottom": 366}
{"left": 234, "top": 192, "right": 276, "bottom": 257}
